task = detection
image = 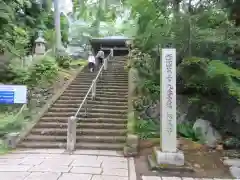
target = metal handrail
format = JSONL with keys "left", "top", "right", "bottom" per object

{"left": 67, "top": 49, "right": 113, "bottom": 152}
{"left": 73, "top": 53, "right": 110, "bottom": 118}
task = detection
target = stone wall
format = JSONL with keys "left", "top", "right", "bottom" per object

{"left": 124, "top": 67, "right": 140, "bottom": 157}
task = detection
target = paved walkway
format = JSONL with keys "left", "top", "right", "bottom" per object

{"left": 0, "top": 149, "right": 136, "bottom": 180}
{"left": 1, "top": 149, "right": 238, "bottom": 180}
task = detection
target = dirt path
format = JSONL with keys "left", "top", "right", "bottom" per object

{"left": 134, "top": 139, "right": 233, "bottom": 180}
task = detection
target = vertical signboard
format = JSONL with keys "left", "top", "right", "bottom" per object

{"left": 0, "top": 85, "right": 27, "bottom": 104}
{"left": 160, "top": 48, "right": 177, "bottom": 152}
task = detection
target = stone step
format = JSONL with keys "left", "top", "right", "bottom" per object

{"left": 64, "top": 88, "right": 128, "bottom": 93}
{"left": 30, "top": 128, "right": 127, "bottom": 136}
{"left": 76, "top": 71, "right": 127, "bottom": 75}
{"left": 35, "top": 122, "right": 126, "bottom": 129}
{"left": 74, "top": 78, "right": 128, "bottom": 83}
{"left": 62, "top": 90, "right": 127, "bottom": 96}
{"left": 40, "top": 117, "right": 127, "bottom": 124}
{"left": 100, "top": 75, "right": 128, "bottom": 78}
{"left": 63, "top": 88, "right": 128, "bottom": 93}
{"left": 78, "top": 74, "right": 128, "bottom": 78}
{"left": 18, "top": 142, "right": 124, "bottom": 150}
{"left": 58, "top": 96, "right": 127, "bottom": 102}
{"left": 48, "top": 107, "right": 127, "bottom": 114}
{"left": 60, "top": 92, "right": 128, "bottom": 99}
{"left": 24, "top": 135, "right": 126, "bottom": 143}
{"left": 73, "top": 78, "right": 128, "bottom": 83}
{"left": 69, "top": 82, "right": 128, "bottom": 87}
{"left": 19, "top": 57, "right": 129, "bottom": 151}
{"left": 74, "top": 74, "right": 99, "bottom": 79}
{"left": 67, "top": 85, "right": 128, "bottom": 90}
{"left": 77, "top": 135, "right": 126, "bottom": 143}
{"left": 52, "top": 103, "right": 127, "bottom": 110}
{"left": 44, "top": 112, "right": 127, "bottom": 119}
{"left": 101, "top": 70, "right": 127, "bottom": 73}
{"left": 78, "top": 142, "right": 124, "bottom": 150}
{"left": 69, "top": 79, "right": 94, "bottom": 84}
{"left": 55, "top": 99, "right": 127, "bottom": 106}
{"left": 80, "top": 72, "right": 128, "bottom": 76}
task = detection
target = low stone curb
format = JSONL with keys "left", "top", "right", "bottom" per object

{"left": 129, "top": 157, "right": 137, "bottom": 180}
{"left": 142, "top": 176, "right": 238, "bottom": 180}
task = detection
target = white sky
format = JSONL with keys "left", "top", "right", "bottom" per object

{"left": 58, "top": 0, "right": 199, "bottom": 14}
{"left": 58, "top": 0, "right": 73, "bottom": 14}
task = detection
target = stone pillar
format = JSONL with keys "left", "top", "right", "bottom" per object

{"left": 128, "top": 68, "right": 138, "bottom": 112}
{"left": 67, "top": 116, "right": 77, "bottom": 152}
{"left": 124, "top": 134, "right": 139, "bottom": 156}
{"left": 155, "top": 48, "right": 184, "bottom": 166}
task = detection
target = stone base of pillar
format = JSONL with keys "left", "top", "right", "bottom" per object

{"left": 153, "top": 146, "right": 184, "bottom": 166}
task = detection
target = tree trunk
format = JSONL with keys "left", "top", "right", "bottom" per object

{"left": 187, "top": 0, "right": 192, "bottom": 56}
{"left": 54, "top": 0, "right": 62, "bottom": 50}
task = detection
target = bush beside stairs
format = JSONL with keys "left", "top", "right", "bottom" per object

{"left": 18, "top": 57, "right": 128, "bottom": 151}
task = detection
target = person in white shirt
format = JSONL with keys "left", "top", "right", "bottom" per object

{"left": 96, "top": 49, "right": 104, "bottom": 66}
{"left": 88, "top": 52, "right": 96, "bottom": 72}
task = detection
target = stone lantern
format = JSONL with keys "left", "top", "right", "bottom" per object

{"left": 34, "top": 32, "right": 46, "bottom": 55}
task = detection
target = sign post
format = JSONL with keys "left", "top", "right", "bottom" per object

{"left": 154, "top": 48, "right": 184, "bottom": 166}
{"left": 0, "top": 85, "right": 27, "bottom": 148}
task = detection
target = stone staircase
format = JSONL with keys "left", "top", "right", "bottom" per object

{"left": 18, "top": 57, "right": 128, "bottom": 151}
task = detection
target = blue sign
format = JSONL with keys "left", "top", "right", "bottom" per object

{"left": 0, "top": 85, "right": 27, "bottom": 104}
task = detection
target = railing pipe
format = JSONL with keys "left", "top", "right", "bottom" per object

{"left": 67, "top": 49, "right": 113, "bottom": 152}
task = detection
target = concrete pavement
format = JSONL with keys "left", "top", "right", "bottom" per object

{"left": 0, "top": 149, "right": 136, "bottom": 180}
{"left": 0, "top": 149, "right": 237, "bottom": 180}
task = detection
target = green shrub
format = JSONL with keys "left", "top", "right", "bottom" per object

{"left": 129, "top": 49, "right": 240, "bottom": 141}
{"left": 30, "top": 56, "right": 59, "bottom": 86}
{"left": 178, "top": 57, "right": 240, "bottom": 138}
{"left": 177, "top": 122, "right": 204, "bottom": 142}
{"left": 0, "top": 112, "right": 24, "bottom": 137}
{"left": 135, "top": 118, "right": 204, "bottom": 142}
{"left": 135, "top": 118, "right": 160, "bottom": 139}
{"left": 178, "top": 57, "right": 240, "bottom": 101}
{"left": 56, "top": 54, "right": 72, "bottom": 69}
{"left": 223, "top": 137, "right": 240, "bottom": 149}
{"left": 11, "top": 55, "right": 58, "bottom": 88}
{"left": 128, "top": 48, "right": 160, "bottom": 102}
{"left": 70, "top": 59, "right": 88, "bottom": 66}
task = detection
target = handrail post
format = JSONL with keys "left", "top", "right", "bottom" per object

{"left": 104, "top": 57, "right": 108, "bottom": 70}
{"left": 92, "top": 79, "right": 96, "bottom": 100}
{"left": 110, "top": 48, "right": 113, "bottom": 57}
{"left": 67, "top": 116, "right": 76, "bottom": 153}
{"left": 84, "top": 101, "right": 87, "bottom": 117}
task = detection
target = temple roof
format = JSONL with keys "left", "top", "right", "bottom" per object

{"left": 90, "top": 36, "right": 131, "bottom": 45}
{"left": 102, "top": 36, "right": 129, "bottom": 39}
{"left": 35, "top": 37, "right": 46, "bottom": 43}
